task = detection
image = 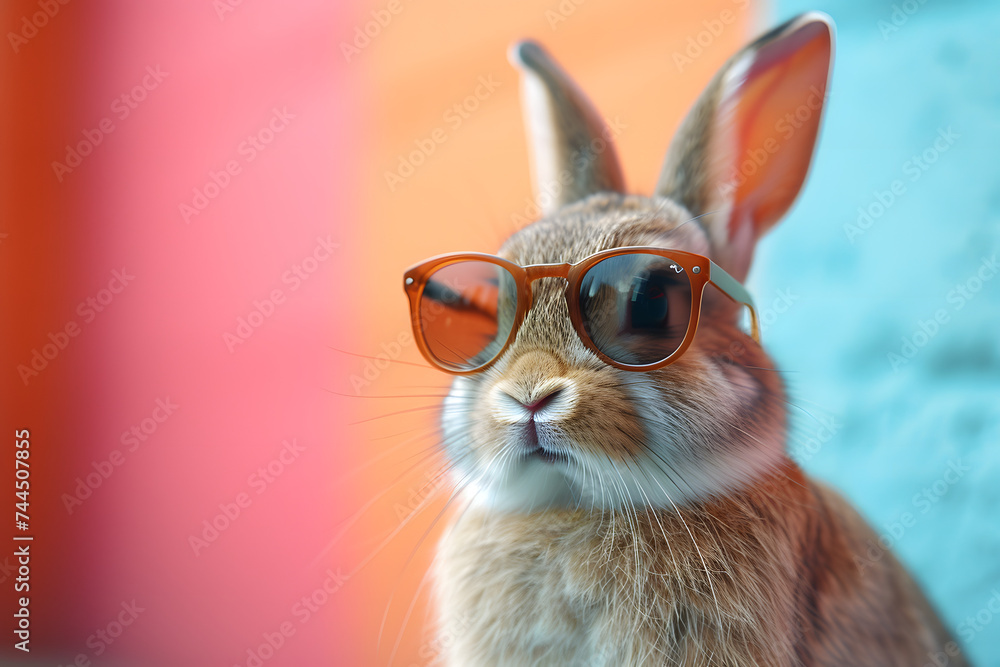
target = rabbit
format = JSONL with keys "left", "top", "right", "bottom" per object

{"left": 413, "top": 12, "right": 969, "bottom": 667}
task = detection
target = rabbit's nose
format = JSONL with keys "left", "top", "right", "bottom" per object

{"left": 490, "top": 378, "right": 576, "bottom": 424}
{"left": 521, "top": 388, "right": 563, "bottom": 414}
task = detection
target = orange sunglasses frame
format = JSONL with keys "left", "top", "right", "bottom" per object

{"left": 403, "top": 247, "right": 760, "bottom": 375}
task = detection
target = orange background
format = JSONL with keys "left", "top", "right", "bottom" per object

{"left": 349, "top": 0, "right": 761, "bottom": 664}
{"left": 0, "top": 0, "right": 760, "bottom": 664}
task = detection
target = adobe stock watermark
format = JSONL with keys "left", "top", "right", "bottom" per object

{"left": 544, "top": 0, "right": 587, "bottom": 30}
{"left": 844, "top": 127, "right": 959, "bottom": 244}
{"left": 384, "top": 74, "right": 503, "bottom": 192}
{"left": 788, "top": 414, "right": 841, "bottom": 464}
{"left": 61, "top": 397, "right": 180, "bottom": 515}
{"left": 853, "top": 458, "right": 970, "bottom": 576}
{"left": 348, "top": 330, "right": 413, "bottom": 394}
{"left": 919, "top": 587, "right": 996, "bottom": 667}
{"left": 922, "top": 639, "right": 967, "bottom": 667}
{"left": 887, "top": 253, "right": 998, "bottom": 372}
{"left": 213, "top": 0, "right": 247, "bottom": 21}
{"left": 0, "top": 557, "right": 17, "bottom": 586}
{"left": 188, "top": 438, "right": 306, "bottom": 556}
{"left": 916, "top": 588, "right": 1000, "bottom": 665}
{"left": 405, "top": 612, "right": 473, "bottom": 666}
{"left": 339, "top": 0, "right": 413, "bottom": 63}
{"left": 714, "top": 286, "right": 800, "bottom": 368}
{"left": 348, "top": 271, "right": 469, "bottom": 393}
{"left": 234, "top": 568, "right": 351, "bottom": 667}
{"left": 392, "top": 469, "right": 449, "bottom": 523}
{"left": 671, "top": 0, "right": 750, "bottom": 72}
{"left": 878, "top": 0, "right": 931, "bottom": 41}
{"left": 180, "top": 106, "right": 295, "bottom": 223}
{"left": 56, "top": 600, "right": 145, "bottom": 667}
{"left": 7, "top": 0, "right": 72, "bottom": 54}
{"left": 716, "top": 85, "right": 827, "bottom": 200}
{"left": 757, "top": 287, "right": 799, "bottom": 336}
{"left": 223, "top": 235, "right": 338, "bottom": 352}
{"left": 952, "top": 589, "right": 1000, "bottom": 651}
{"left": 509, "top": 116, "right": 627, "bottom": 228}
{"left": 16, "top": 268, "right": 135, "bottom": 386}
{"left": 51, "top": 66, "right": 169, "bottom": 183}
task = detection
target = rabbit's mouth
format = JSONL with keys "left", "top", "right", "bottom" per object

{"left": 526, "top": 446, "right": 570, "bottom": 465}
{"left": 519, "top": 421, "right": 570, "bottom": 464}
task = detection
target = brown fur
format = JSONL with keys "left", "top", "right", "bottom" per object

{"left": 427, "top": 14, "right": 968, "bottom": 667}
{"left": 434, "top": 194, "right": 968, "bottom": 665}
{"left": 437, "top": 467, "right": 961, "bottom": 666}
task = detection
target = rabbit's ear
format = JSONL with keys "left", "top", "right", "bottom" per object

{"left": 509, "top": 41, "right": 625, "bottom": 216}
{"left": 656, "top": 13, "right": 833, "bottom": 281}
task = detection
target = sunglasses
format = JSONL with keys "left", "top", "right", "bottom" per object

{"left": 403, "top": 247, "right": 760, "bottom": 374}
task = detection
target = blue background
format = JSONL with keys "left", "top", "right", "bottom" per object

{"left": 753, "top": 1, "right": 1000, "bottom": 663}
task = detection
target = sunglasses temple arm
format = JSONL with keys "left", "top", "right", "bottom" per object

{"left": 708, "top": 260, "right": 761, "bottom": 343}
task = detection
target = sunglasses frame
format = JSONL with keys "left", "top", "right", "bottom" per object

{"left": 403, "top": 247, "right": 760, "bottom": 375}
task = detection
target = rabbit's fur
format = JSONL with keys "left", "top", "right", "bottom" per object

{"left": 429, "top": 13, "right": 968, "bottom": 666}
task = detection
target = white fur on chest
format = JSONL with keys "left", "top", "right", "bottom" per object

{"left": 434, "top": 507, "right": 678, "bottom": 667}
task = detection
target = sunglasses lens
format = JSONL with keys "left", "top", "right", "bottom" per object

{"left": 419, "top": 261, "right": 517, "bottom": 371}
{"left": 578, "top": 253, "right": 693, "bottom": 366}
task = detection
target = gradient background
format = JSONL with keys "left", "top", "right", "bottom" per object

{"left": 0, "top": 0, "right": 996, "bottom": 665}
